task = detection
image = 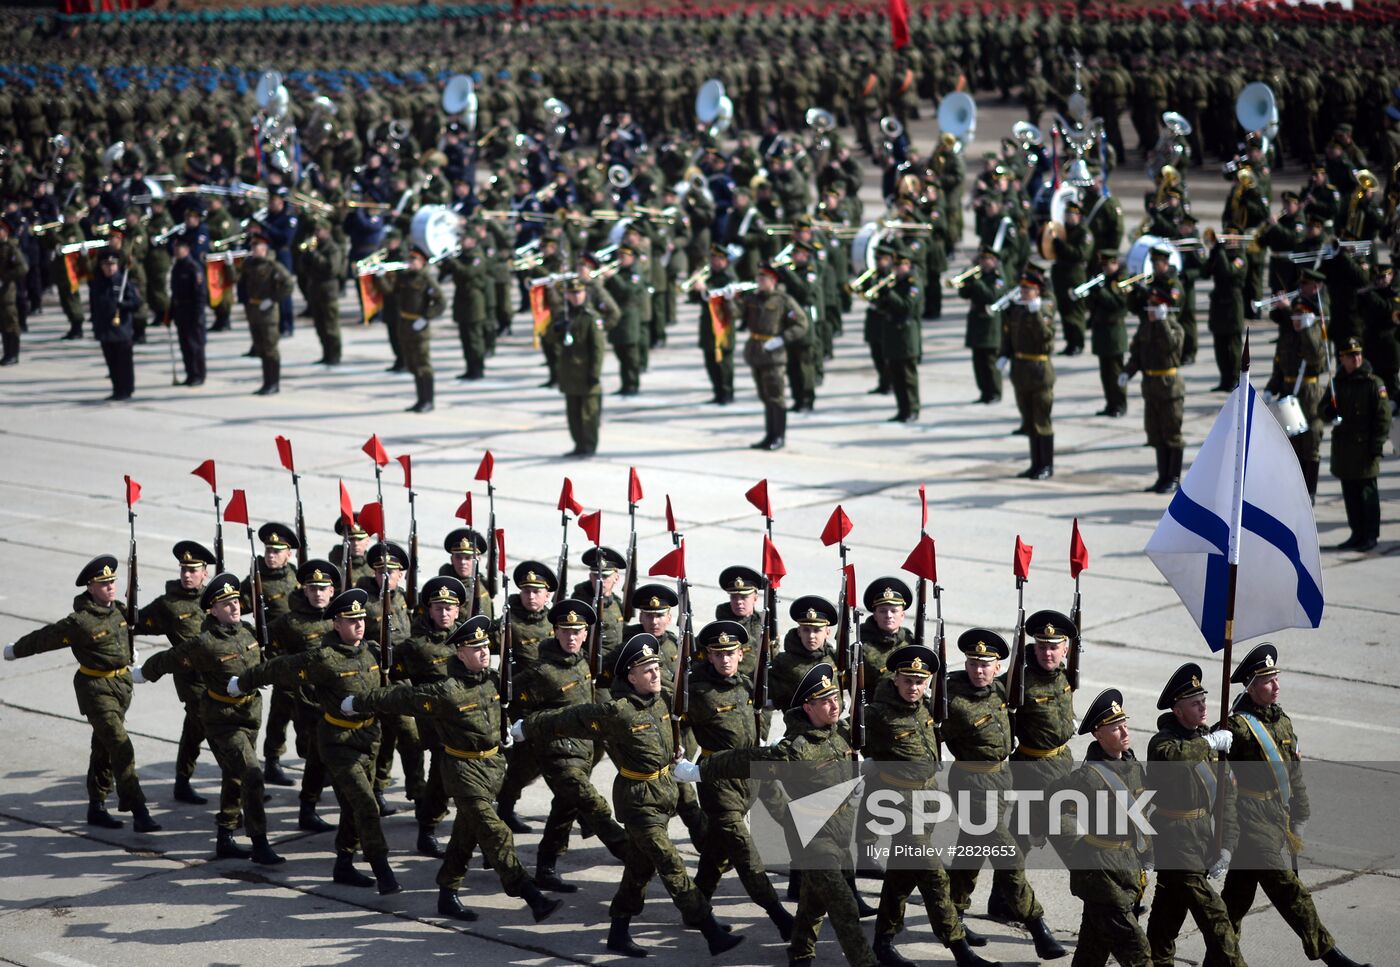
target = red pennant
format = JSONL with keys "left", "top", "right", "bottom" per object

{"left": 901, "top": 533, "right": 938, "bottom": 582}
{"left": 495, "top": 528, "right": 507, "bottom": 572}
{"left": 225, "top": 488, "right": 249, "bottom": 525}
{"left": 762, "top": 535, "right": 787, "bottom": 588}
{"left": 191, "top": 460, "right": 217, "bottom": 493}
{"left": 664, "top": 495, "right": 677, "bottom": 534}
{"left": 1070, "top": 518, "right": 1089, "bottom": 579}
{"left": 362, "top": 434, "right": 389, "bottom": 467}
{"left": 649, "top": 541, "right": 686, "bottom": 580}
{"left": 455, "top": 492, "right": 473, "bottom": 525}
{"left": 557, "top": 477, "right": 583, "bottom": 516}
{"left": 745, "top": 479, "right": 771, "bottom": 518}
{"left": 124, "top": 475, "right": 142, "bottom": 508}
{"left": 275, "top": 434, "right": 295, "bottom": 472}
{"left": 820, "top": 505, "right": 853, "bottom": 547}
{"left": 918, "top": 484, "right": 928, "bottom": 529}
{"left": 475, "top": 450, "right": 494, "bottom": 482}
{"left": 889, "top": 0, "right": 910, "bottom": 49}
{"left": 628, "top": 466, "right": 644, "bottom": 505}
{"left": 396, "top": 454, "right": 412, "bottom": 490}
{"left": 1014, "top": 535, "right": 1033, "bottom": 581}
{"left": 843, "top": 562, "right": 857, "bottom": 602}
{"left": 579, "top": 510, "right": 602, "bottom": 545}
{"left": 339, "top": 481, "right": 354, "bottom": 528}
{"left": 358, "top": 501, "right": 385, "bottom": 539}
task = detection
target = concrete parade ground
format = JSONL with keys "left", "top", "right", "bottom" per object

{"left": 1, "top": 99, "right": 1397, "bottom": 966}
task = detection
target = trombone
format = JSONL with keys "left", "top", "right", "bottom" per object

{"left": 857, "top": 273, "right": 896, "bottom": 300}
{"left": 1116, "top": 271, "right": 1152, "bottom": 290}
{"left": 211, "top": 232, "right": 249, "bottom": 251}
{"left": 680, "top": 265, "right": 711, "bottom": 291}
{"left": 946, "top": 265, "right": 982, "bottom": 287}
{"left": 848, "top": 267, "right": 878, "bottom": 292}
{"left": 1072, "top": 274, "right": 1106, "bottom": 300}
{"left": 771, "top": 244, "right": 796, "bottom": 269}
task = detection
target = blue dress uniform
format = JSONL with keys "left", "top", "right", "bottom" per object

{"left": 257, "top": 196, "right": 298, "bottom": 335}
{"left": 90, "top": 255, "right": 143, "bottom": 401}
{"left": 169, "top": 247, "right": 207, "bottom": 385}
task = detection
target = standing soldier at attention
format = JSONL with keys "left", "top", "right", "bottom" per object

{"left": 382, "top": 247, "right": 447, "bottom": 413}
{"left": 235, "top": 234, "right": 295, "bottom": 396}
{"left": 4, "top": 555, "right": 161, "bottom": 833}
{"left": 137, "top": 574, "right": 284, "bottom": 866}
{"left": 301, "top": 221, "right": 344, "bottom": 366}
{"left": 695, "top": 245, "right": 738, "bottom": 405}
{"left": 605, "top": 243, "right": 647, "bottom": 396}
{"left": 346, "top": 615, "right": 564, "bottom": 925}
{"left": 133, "top": 540, "right": 217, "bottom": 806}
{"left": 874, "top": 253, "right": 923, "bottom": 423}
{"left": 438, "top": 229, "right": 491, "bottom": 381}
{"left": 1322, "top": 337, "right": 1391, "bottom": 552}
{"left": 1085, "top": 250, "right": 1129, "bottom": 417}
{"left": 0, "top": 218, "right": 30, "bottom": 366}
{"left": 1123, "top": 257, "right": 1187, "bottom": 495}
{"left": 960, "top": 246, "right": 1005, "bottom": 405}
{"left": 1220, "top": 644, "right": 1371, "bottom": 967}
{"left": 740, "top": 264, "right": 808, "bottom": 451}
{"left": 1265, "top": 269, "right": 1330, "bottom": 503}
{"left": 1144, "top": 663, "right": 1245, "bottom": 967}
{"left": 998, "top": 266, "right": 1057, "bottom": 480}
{"left": 1050, "top": 200, "right": 1093, "bottom": 355}
{"left": 1204, "top": 235, "right": 1249, "bottom": 393}
{"left": 943, "top": 629, "right": 1065, "bottom": 960}
{"left": 552, "top": 277, "right": 606, "bottom": 457}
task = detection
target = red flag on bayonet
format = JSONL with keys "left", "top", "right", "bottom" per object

{"left": 124, "top": 475, "right": 142, "bottom": 507}
{"left": 844, "top": 562, "right": 857, "bottom": 602}
{"left": 664, "top": 495, "right": 677, "bottom": 534}
{"left": 558, "top": 477, "right": 583, "bottom": 516}
{"left": 902, "top": 533, "right": 938, "bottom": 582}
{"left": 649, "top": 541, "right": 686, "bottom": 579}
{"left": 745, "top": 479, "right": 771, "bottom": 518}
{"left": 628, "top": 467, "right": 643, "bottom": 505}
{"left": 496, "top": 528, "right": 507, "bottom": 572}
{"left": 1014, "top": 535, "right": 1033, "bottom": 581}
{"left": 275, "top": 435, "right": 295, "bottom": 472}
{"left": 918, "top": 484, "right": 928, "bottom": 529}
{"left": 339, "top": 481, "right": 354, "bottom": 529}
{"left": 820, "top": 505, "right": 852, "bottom": 547}
{"left": 579, "top": 510, "right": 602, "bottom": 545}
{"left": 455, "top": 493, "right": 473, "bottom": 524}
{"left": 1070, "top": 518, "right": 1089, "bottom": 579}
{"left": 191, "top": 460, "right": 217, "bottom": 493}
{"left": 396, "top": 454, "right": 412, "bottom": 489}
{"left": 475, "top": 450, "right": 494, "bottom": 482}
{"left": 762, "top": 535, "right": 787, "bottom": 588}
{"left": 362, "top": 434, "right": 389, "bottom": 466}
{"left": 225, "top": 488, "right": 249, "bottom": 525}
{"left": 359, "top": 501, "right": 385, "bottom": 539}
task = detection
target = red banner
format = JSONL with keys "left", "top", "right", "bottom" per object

{"left": 357, "top": 272, "right": 384, "bottom": 324}
{"left": 530, "top": 285, "right": 552, "bottom": 348}
{"left": 707, "top": 294, "right": 733, "bottom": 362}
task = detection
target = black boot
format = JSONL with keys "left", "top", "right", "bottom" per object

{"left": 763, "top": 902, "right": 795, "bottom": 941}
{"left": 521, "top": 881, "right": 564, "bottom": 923}
{"left": 874, "top": 934, "right": 917, "bottom": 967}
{"left": 332, "top": 852, "right": 374, "bottom": 887}
{"left": 699, "top": 914, "right": 745, "bottom": 955}
{"left": 417, "top": 823, "right": 444, "bottom": 858}
{"left": 299, "top": 800, "right": 333, "bottom": 832}
{"left": 786, "top": 868, "right": 802, "bottom": 900}
{"left": 437, "top": 888, "right": 478, "bottom": 921}
{"left": 846, "top": 875, "right": 877, "bottom": 917}
{"left": 173, "top": 776, "right": 207, "bottom": 804}
{"left": 264, "top": 757, "right": 294, "bottom": 787}
{"left": 0, "top": 331, "right": 18, "bottom": 365}
{"left": 63, "top": 325, "right": 83, "bottom": 340}
{"left": 949, "top": 937, "right": 1000, "bottom": 967}
{"left": 254, "top": 358, "right": 280, "bottom": 395}
{"left": 1303, "top": 459, "right": 1320, "bottom": 505}
{"left": 369, "top": 855, "right": 400, "bottom": 895}
{"left": 1032, "top": 434, "right": 1054, "bottom": 480}
{"left": 87, "top": 801, "right": 123, "bottom": 829}
{"left": 1161, "top": 447, "right": 1183, "bottom": 494}
{"left": 375, "top": 788, "right": 398, "bottom": 816}
{"left": 958, "top": 914, "right": 990, "bottom": 947}
{"left": 251, "top": 834, "right": 285, "bottom": 866}
{"left": 751, "top": 405, "right": 775, "bottom": 450}
{"left": 1018, "top": 435, "right": 1041, "bottom": 478}
{"left": 498, "top": 802, "right": 530, "bottom": 833}
{"left": 535, "top": 850, "right": 578, "bottom": 893}
{"left": 131, "top": 804, "right": 162, "bottom": 833}
{"left": 607, "top": 916, "right": 648, "bottom": 957}
{"left": 985, "top": 890, "right": 1019, "bottom": 923}
{"left": 1322, "top": 946, "right": 1372, "bottom": 967}
{"left": 1147, "top": 447, "right": 1168, "bottom": 492}
{"left": 1026, "top": 916, "right": 1067, "bottom": 959}
{"left": 766, "top": 405, "right": 787, "bottom": 450}
{"left": 216, "top": 827, "right": 252, "bottom": 859}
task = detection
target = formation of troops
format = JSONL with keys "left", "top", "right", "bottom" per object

{"left": 0, "top": 455, "right": 1378, "bottom": 966}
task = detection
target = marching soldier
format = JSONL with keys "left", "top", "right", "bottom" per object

{"left": 382, "top": 246, "right": 446, "bottom": 413}
{"left": 859, "top": 578, "right": 914, "bottom": 703}
{"left": 740, "top": 263, "right": 808, "bottom": 450}
{"left": 960, "top": 246, "right": 1006, "bottom": 405}
{"left": 998, "top": 266, "right": 1057, "bottom": 480}
{"left": 235, "top": 234, "right": 295, "bottom": 396}
{"left": 1322, "top": 337, "right": 1391, "bottom": 552}
{"left": 552, "top": 277, "right": 606, "bottom": 457}
{"left": 771, "top": 595, "right": 839, "bottom": 712}
{"left": 1220, "top": 644, "right": 1371, "bottom": 967}
{"left": 1144, "top": 663, "right": 1245, "bottom": 967}
{"left": 1050, "top": 200, "right": 1094, "bottom": 355}
{"left": 572, "top": 546, "right": 626, "bottom": 656}
{"left": 138, "top": 574, "right": 284, "bottom": 866}
{"left": 1265, "top": 269, "right": 1330, "bottom": 502}
{"left": 617, "top": 584, "right": 681, "bottom": 687}
{"left": 4, "top": 555, "right": 161, "bottom": 833}
{"left": 438, "top": 528, "right": 495, "bottom": 619}
{"left": 1123, "top": 257, "right": 1187, "bottom": 494}
{"left": 715, "top": 565, "right": 766, "bottom": 681}
{"left": 360, "top": 541, "right": 422, "bottom": 817}
{"left": 239, "top": 522, "right": 301, "bottom": 640}
{"left": 330, "top": 516, "right": 374, "bottom": 590}
{"left": 1086, "top": 249, "right": 1130, "bottom": 417}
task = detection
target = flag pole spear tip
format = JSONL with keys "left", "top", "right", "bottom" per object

{"left": 1241, "top": 328, "right": 1250, "bottom": 374}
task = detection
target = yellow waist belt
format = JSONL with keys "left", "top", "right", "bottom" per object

{"left": 208, "top": 690, "right": 254, "bottom": 705}
{"left": 1238, "top": 786, "right": 1278, "bottom": 801}
{"left": 1155, "top": 806, "right": 1208, "bottom": 820}
{"left": 324, "top": 713, "right": 377, "bottom": 730}
{"left": 952, "top": 760, "right": 1006, "bottom": 774}
{"left": 698, "top": 749, "right": 715, "bottom": 758}
{"left": 879, "top": 771, "right": 936, "bottom": 790}
{"left": 1145, "top": 368, "right": 1179, "bottom": 377}
{"left": 1083, "top": 834, "right": 1134, "bottom": 851}
{"left": 78, "top": 665, "right": 128, "bottom": 678}
{"left": 619, "top": 764, "right": 672, "bottom": 782}
{"left": 444, "top": 744, "right": 499, "bottom": 760}
{"left": 1302, "top": 376, "right": 1318, "bottom": 384}
{"left": 1014, "top": 352, "right": 1049, "bottom": 361}
{"left": 1016, "top": 742, "right": 1069, "bottom": 759}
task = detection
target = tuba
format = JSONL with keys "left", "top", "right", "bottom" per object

{"left": 1345, "top": 169, "right": 1379, "bottom": 240}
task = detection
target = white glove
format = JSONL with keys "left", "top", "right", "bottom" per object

{"left": 510, "top": 719, "right": 525, "bottom": 743}
{"left": 1117, "top": 371, "right": 1131, "bottom": 388}
{"left": 3, "top": 643, "right": 15, "bottom": 661}
{"left": 1291, "top": 820, "right": 1307, "bottom": 840}
{"left": 1296, "top": 312, "right": 1316, "bottom": 330}
{"left": 1205, "top": 730, "right": 1233, "bottom": 753}
{"left": 502, "top": 730, "right": 515, "bottom": 749}
{"left": 411, "top": 317, "right": 428, "bottom": 332}
{"left": 131, "top": 647, "right": 139, "bottom": 665}
{"left": 226, "top": 676, "right": 242, "bottom": 698}
{"left": 673, "top": 758, "right": 701, "bottom": 783}
{"left": 258, "top": 298, "right": 274, "bottom": 311}
{"left": 996, "top": 356, "right": 1011, "bottom": 373}
{"left": 1024, "top": 297, "right": 1042, "bottom": 313}
{"left": 1208, "top": 849, "right": 1231, "bottom": 879}
{"left": 1149, "top": 304, "right": 1169, "bottom": 321}
{"left": 1143, "top": 863, "right": 1155, "bottom": 878}
{"left": 763, "top": 336, "right": 784, "bottom": 352}
{"left": 129, "top": 665, "right": 146, "bottom": 684}
{"left": 340, "top": 694, "right": 358, "bottom": 716}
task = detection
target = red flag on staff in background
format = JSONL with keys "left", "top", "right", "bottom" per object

{"left": 475, "top": 450, "right": 494, "bottom": 481}
{"left": 820, "top": 505, "right": 853, "bottom": 547}
{"left": 124, "top": 475, "right": 142, "bottom": 507}
{"left": 558, "top": 477, "right": 584, "bottom": 516}
{"left": 275, "top": 434, "right": 295, "bottom": 472}
{"left": 455, "top": 493, "right": 473, "bottom": 524}
{"left": 225, "top": 489, "right": 249, "bottom": 525}
{"left": 1070, "top": 518, "right": 1089, "bottom": 579}
{"left": 665, "top": 495, "right": 677, "bottom": 533}
{"left": 902, "top": 533, "right": 938, "bottom": 582}
{"left": 889, "top": 0, "right": 910, "bottom": 49}
{"left": 362, "top": 434, "right": 389, "bottom": 466}
{"left": 579, "top": 511, "right": 602, "bottom": 545}
{"left": 649, "top": 541, "right": 686, "bottom": 580}
{"left": 496, "top": 528, "right": 507, "bottom": 571}
{"left": 358, "top": 502, "right": 385, "bottom": 539}
{"left": 843, "top": 562, "right": 857, "bottom": 601}
{"left": 745, "top": 479, "right": 771, "bottom": 517}
{"left": 919, "top": 484, "right": 928, "bottom": 528}
{"left": 339, "top": 482, "right": 354, "bottom": 528}
{"left": 1014, "top": 535, "right": 1034, "bottom": 581}
{"left": 191, "top": 460, "right": 217, "bottom": 492}
{"left": 628, "top": 467, "right": 644, "bottom": 505}
{"left": 357, "top": 272, "right": 384, "bottom": 325}
{"left": 396, "top": 454, "right": 412, "bottom": 489}
{"left": 762, "top": 535, "right": 787, "bottom": 589}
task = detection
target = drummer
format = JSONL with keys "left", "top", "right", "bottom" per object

{"left": 1263, "top": 268, "right": 1329, "bottom": 503}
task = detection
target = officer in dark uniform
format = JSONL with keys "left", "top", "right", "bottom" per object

{"left": 999, "top": 266, "right": 1058, "bottom": 479}
{"left": 90, "top": 252, "right": 143, "bottom": 401}
{"left": 695, "top": 244, "right": 739, "bottom": 404}
{"left": 169, "top": 236, "right": 208, "bottom": 386}
{"left": 1322, "top": 337, "right": 1391, "bottom": 551}
{"left": 1205, "top": 236, "right": 1249, "bottom": 392}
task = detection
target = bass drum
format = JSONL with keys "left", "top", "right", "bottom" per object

{"left": 1267, "top": 394, "right": 1308, "bottom": 437}
{"left": 410, "top": 205, "right": 460, "bottom": 259}
{"left": 1127, "top": 235, "right": 1183, "bottom": 276}
{"left": 849, "top": 222, "right": 888, "bottom": 274}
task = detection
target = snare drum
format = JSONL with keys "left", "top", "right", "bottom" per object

{"left": 1267, "top": 394, "right": 1308, "bottom": 437}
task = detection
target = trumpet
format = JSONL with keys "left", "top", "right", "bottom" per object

{"left": 211, "top": 232, "right": 249, "bottom": 251}
{"left": 1252, "top": 289, "right": 1299, "bottom": 312}
{"left": 771, "top": 244, "right": 796, "bottom": 269}
{"left": 1202, "top": 227, "right": 1256, "bottom": 248}
{"left": 511, "top": 253, "right": 545, "bottom": 271}
{"left": 990, "top": 289, "right": 1019, "bottom": 312}
{"left": 204, "top": 249, "right": 250, "bottom": 263}
{"left": 59, "top": 239, "right": 108, "bottom": 255}
{"left": 476, "top": 127, "right": 500, "bottom": 149}
{"left": 292, "top": 191, "right": 335, "bottom": 216}
{"left": 681, "top": 265, "right": 711, "bottom": 291}
{"left": 707, "top": 281, "right": 758, "bottom": 301}
{"left": 946, "top": 265, "right": 982, "bottom": 287}
{"left": 764, "top": 224, "right": 793, "bottom": 236}
{"left": 297, "top": 236, "right": 319, "bottom": 253}
{"left": 152, "top": 224, "right": 182, "bottom": 246}
{"left": 879, "top": 219, "right": 933, "bottom": 234}
{"left": 1116, "top": 271, "right": 1153, "bottom": 290}
{"left": 1072, "top": 274, "right": 1106, "bottom": 299}
{"left": 529, "top": 270, "right": 578, "bottom": 289}
{"left": 848, "top": 267, "right": 878, "bottom": 291}
{"left": 858, "top": 273, "right": 897, "bottom": 300}
{"left": 346, "top": 199, "right": 394, "bottom": 211}
{"left": 31, "top": 220, "right": 65, "bottom": 235}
